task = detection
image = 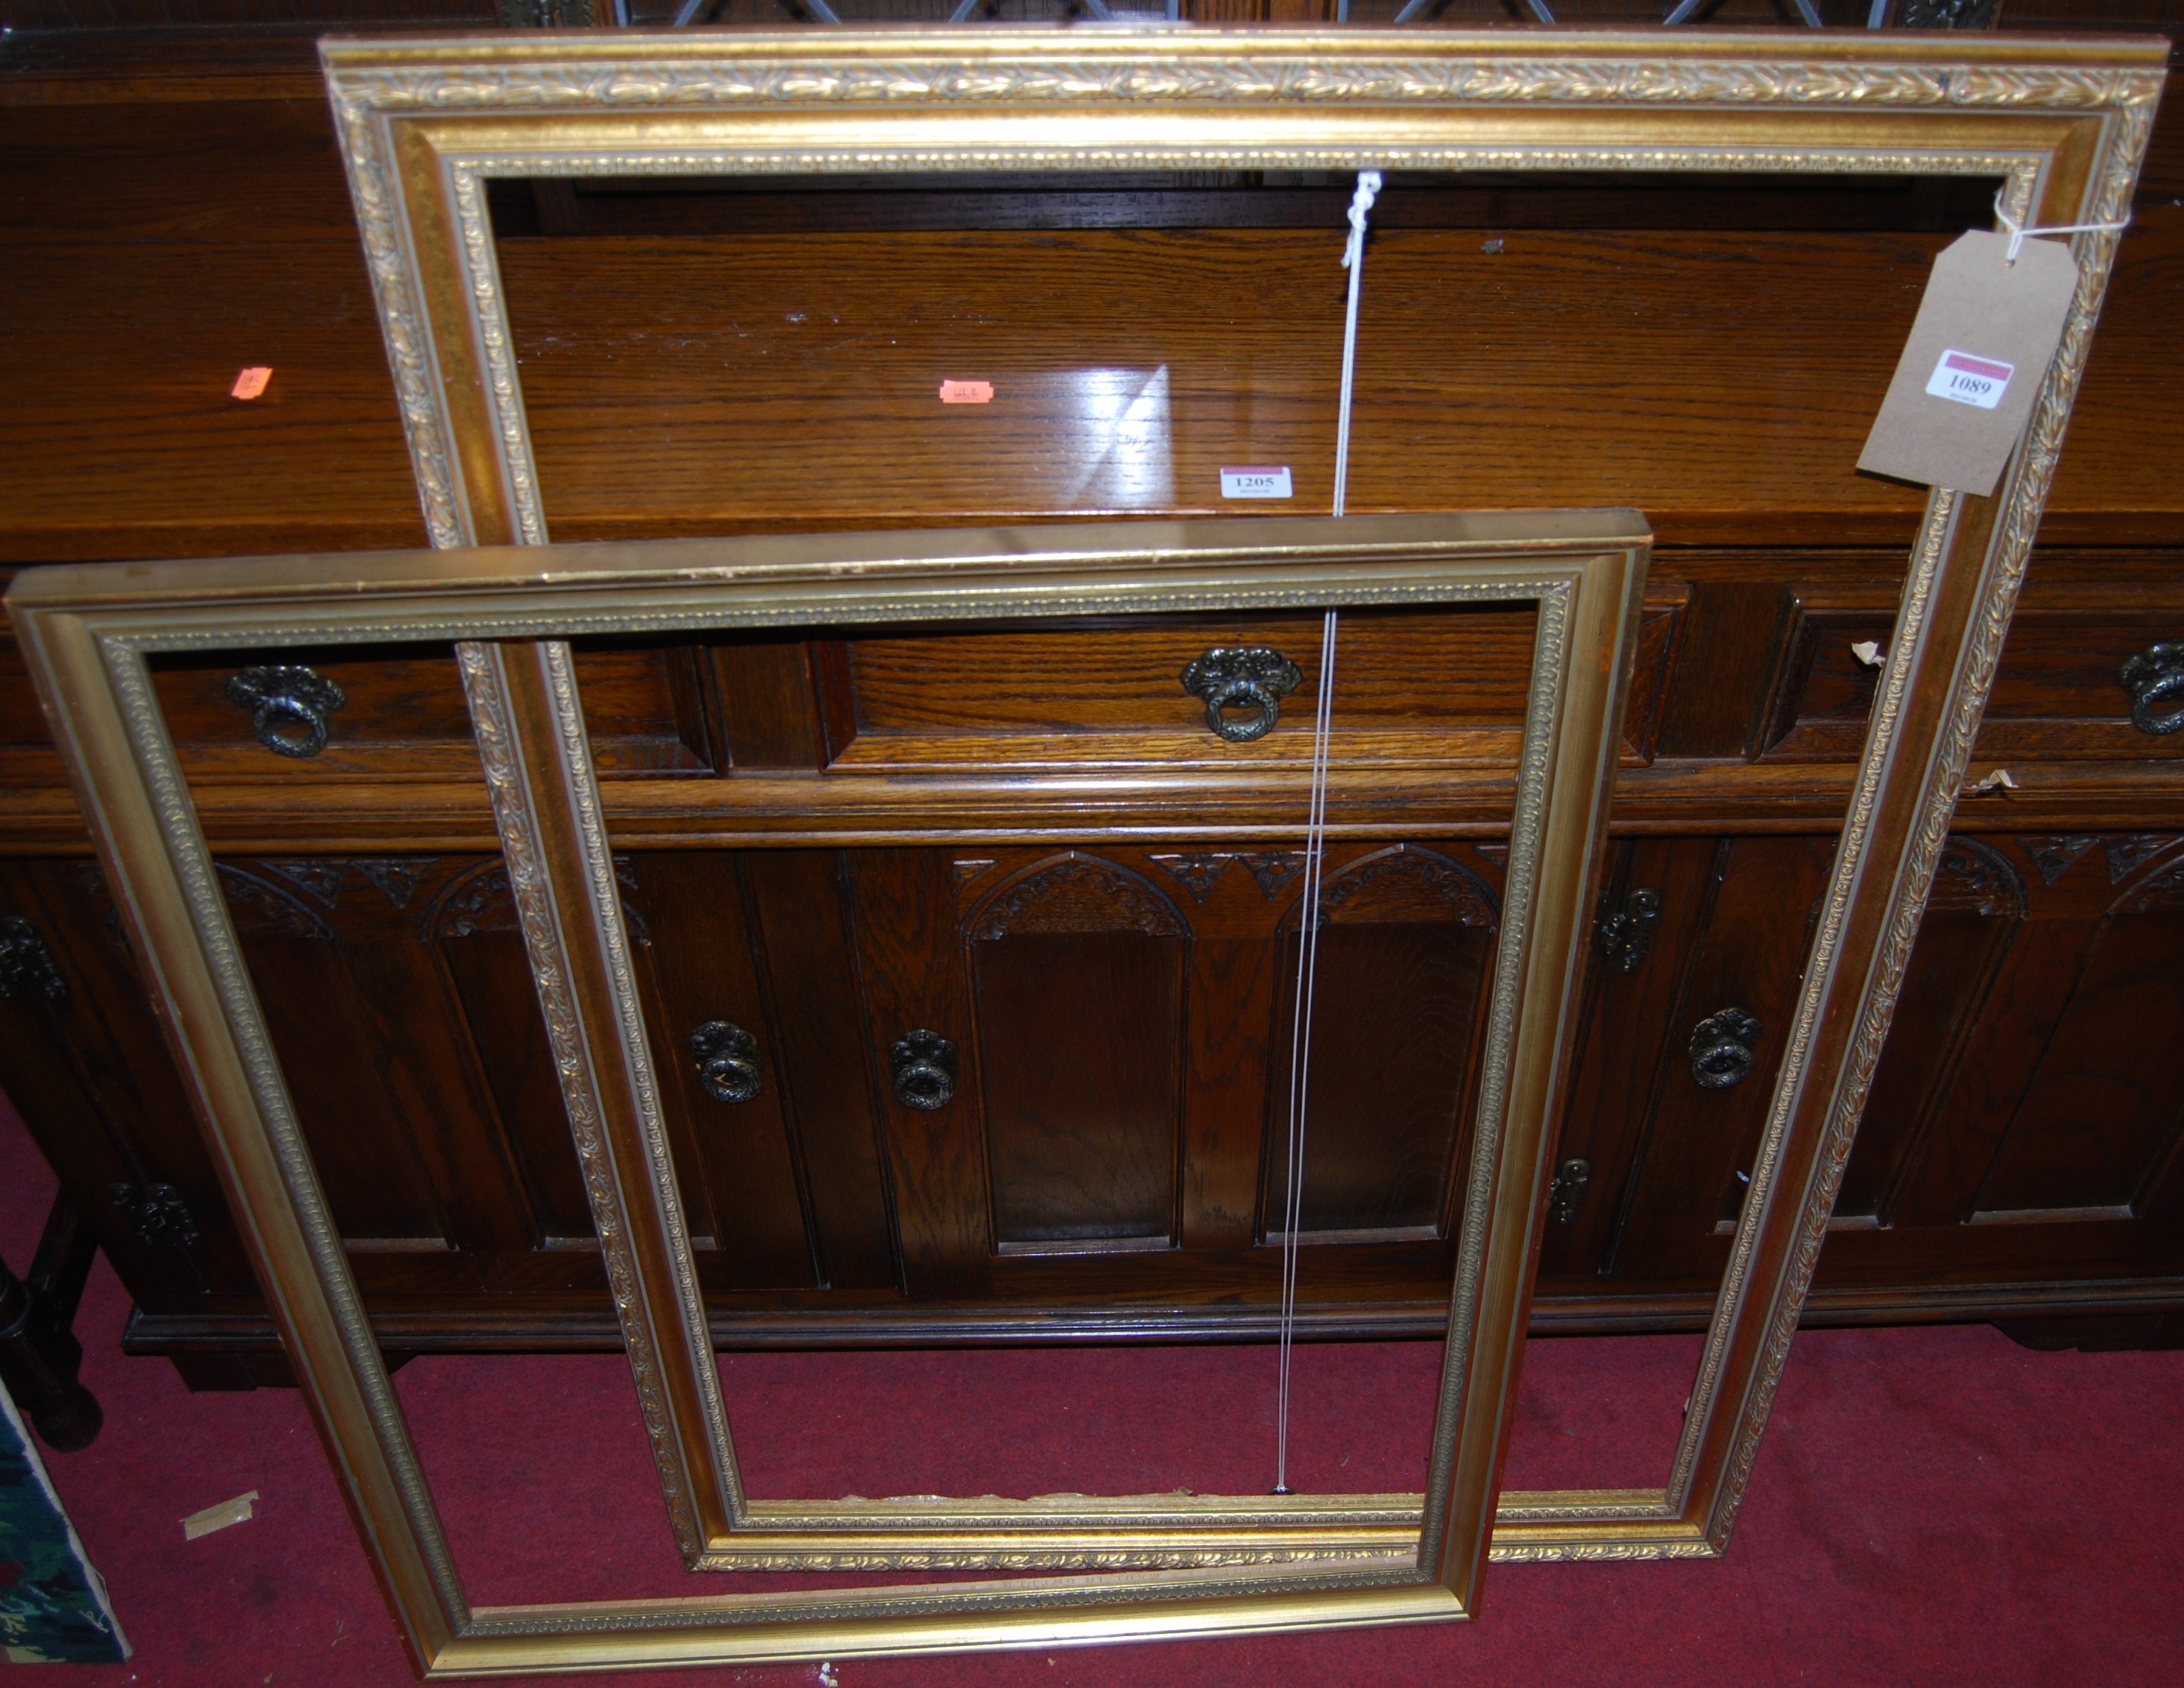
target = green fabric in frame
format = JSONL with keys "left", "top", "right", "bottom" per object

{"left": 0, "top": 1382, "right": 125, "bottom": 1665}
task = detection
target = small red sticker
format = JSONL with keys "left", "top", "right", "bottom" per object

{"left": 939, "top": 379, "right": 993, "bottom": 404}
{"left": 230, "top": 367, "right": 273, "bottom": 401}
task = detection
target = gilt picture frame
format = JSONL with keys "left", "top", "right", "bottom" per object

{"left": 10, "top": 510, "right": 1648, "bottom": 1670}
{"left": 313, "top": 18, "right": 2165, "bottom": 1589}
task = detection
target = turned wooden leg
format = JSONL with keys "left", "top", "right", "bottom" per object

{"left": 0, "top": 1193, "right": 103, "bottom": 1451}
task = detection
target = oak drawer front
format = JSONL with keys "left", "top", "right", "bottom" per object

{"left": 1753, "top": 578, "right": 2184, "bottom": 763}
{"left": 831, "top": 609, "right": 1535, "bottom": 774}
{"left": 814, "top": 594, "right": 1682, "bottom": 774}
{"left": 147, "top": 640, "right": 715, "bottom": 783}
{"left": 1983, "top": 591, "right": 2184, "bottom": 758}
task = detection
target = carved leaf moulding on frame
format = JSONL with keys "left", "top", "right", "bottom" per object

{"left": 1691, "top": 83, "right": 2156, "bottom": 1540}
{"left": 458, "top": 640, "right": 705, "bottom": 1558}
{"left": 113, "top": 572, "right": 1579, "bottom": 654}
{"left": 1488, "top": 1540, "right": 1717, "bottom": 1564}
{"left": 325, "top": 43, "right": 2164, "bottom": 113}
{"left": 691, "top": 1546, "right": 1417, "bottom": 1573}
{"left": 454, "top": 1557, "right": 1430, "bottom": 1641}
{"left": 544, "top": 633, "right": 749, "bottom": 1523}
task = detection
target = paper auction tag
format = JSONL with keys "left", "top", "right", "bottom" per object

{"left": 1858, "top": 231, "right": 2077, "bottom": 498}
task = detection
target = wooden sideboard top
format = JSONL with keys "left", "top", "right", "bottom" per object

{"left": 1, "top": 26, "right": 2180, "bottom": 565}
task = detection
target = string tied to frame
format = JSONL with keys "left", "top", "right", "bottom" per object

{"left": 1273, "top": 168, "right": 1378, "bottom": 1498}
{"left": 1991, "top": 188, "right": 2129, "bottom": 265}
{"left": 1342, "top": 169, "right": 1382, "bottom": 274}
{"left": 1329, "top": 170, "right": 1382, "bottom": 521}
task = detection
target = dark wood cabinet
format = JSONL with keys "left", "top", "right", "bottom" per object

{"left": 16, "top": 818, "right": 2184, "bottom": 1370}
{"left": 1536, "top": 830, "right": 2184, "bottom": 1330}
{"left": 4, "top": 18, "right": 2183, "bottom": 1381}
{"left": 92, "top": 834, "right": 1503, "bottom": 1341}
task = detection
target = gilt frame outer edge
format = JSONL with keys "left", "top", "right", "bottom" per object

{"left": 5, "top": 520, "right": 1645, "bottom": 1670}
{"left": 1679, "top": 81, "right": 2162, "bottom": 1547}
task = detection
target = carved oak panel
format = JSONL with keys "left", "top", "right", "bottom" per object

{"left": 1546, "top": 833, "right": 2184, "bottom": 1320}
{"left": 1265, "top": 845, "right": 1501, "bottom": 1243}
{"left": 967, "top": 854, "right": 1190, "bottom": 1253}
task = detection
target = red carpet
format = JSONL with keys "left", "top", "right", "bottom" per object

{"left": 5, "top": 1093, "right": 2179, "bottom": 1686}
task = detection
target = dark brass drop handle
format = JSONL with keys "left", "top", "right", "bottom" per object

{"left": 690, "top": 1020, "right": 762, "bottom": 1105}
{"left": 1689, "top": 1007, "right": 1762, "bottom": 1091}
{"left": 1179, "top": 647, "right": 1305, "bottom": 744}
{"left": 225, "top": 665, "right": 347, "bottom": 759}
{"left": 2119, "top": 644, "right": 2184, "bottom": 736}
{"left": 1594, "top": 887, "right": 1663, "bottom": 974}
{"left": 1549, "top": 1158, "right": 1591, "bottom": 1225}
{"left": 890, "top": 1029, "right": 958, "bottom": 1111}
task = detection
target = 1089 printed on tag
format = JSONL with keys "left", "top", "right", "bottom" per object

{"left": 1858, "top": 229, "right": 2080, "bottom": 498}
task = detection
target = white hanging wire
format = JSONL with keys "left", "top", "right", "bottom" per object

{"left": 1274, "top": 168, "right": 1380, "bottom": 1495}
{"left": 1990, "top": 188, "right": 2129, "bottom": 265}
{"left": 1274, "top": 605, "right": 1339, "bottom": 1493}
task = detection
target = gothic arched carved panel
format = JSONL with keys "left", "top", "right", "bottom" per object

{"left": 1264, "top": 843, "right": 1498, "bottom": 1243}
{"left": 215, "top": 866, "right": 333, "bottom": 941}
{"left": 431, "top": 861, "right": 518, "bottom": 939}
{"left": 1970, "top": 848, "right": 2184, "bottom": 1219}
{"left": 1298, "top": 843, "right": 1501, "bottom": 932}
{"left": 966, "top": 851, "right": 1189, "bottom": 1251}
{"left": 968, "top": 853, "right": 1187, "bottom": 942}
{"left": 1928, "top": 835, "right": 2028, "bottom": 919}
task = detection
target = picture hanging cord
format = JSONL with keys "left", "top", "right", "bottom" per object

{"left": 1275, "top": 168, "right": 1380, "bottom": 1496}
{"left": 1991, "top": 188, "right": 2129, "bottom": 265}
{"left": 1330, "top": 170, "right": 1382, "bottom": 522}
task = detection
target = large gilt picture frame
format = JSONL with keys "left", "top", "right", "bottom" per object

{"left": 11, "top": 512, "right": 1648, "bottom": 1670}
{"left": 318, "top": 13, "right": 2163, "bottom": 1575}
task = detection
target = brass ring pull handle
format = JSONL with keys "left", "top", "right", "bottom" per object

{"left": 689, "top": 1020, "right": 762, "bottom": 1105}
{"left": 890, "top": 1029, "right": 958, "bottom": 1111}
{"left": 2119, "top": 644, "right": 2184, "bottom": 736}
{"left": 1689, "top": 1007, "right": 1762, "bottom": 1091}
{"left": 225, "top": 665, "right": 347, "bottom": 759}
{"left": 1179, "top": 647, "right": 1305, "bottom": 743}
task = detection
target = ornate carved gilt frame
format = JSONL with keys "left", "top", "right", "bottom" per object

{"left": 9, "top": 512, "right": 1648, "bottom": 1670}
{"left": 320, "top": 21, "right": 2165, "bottom": 1579}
